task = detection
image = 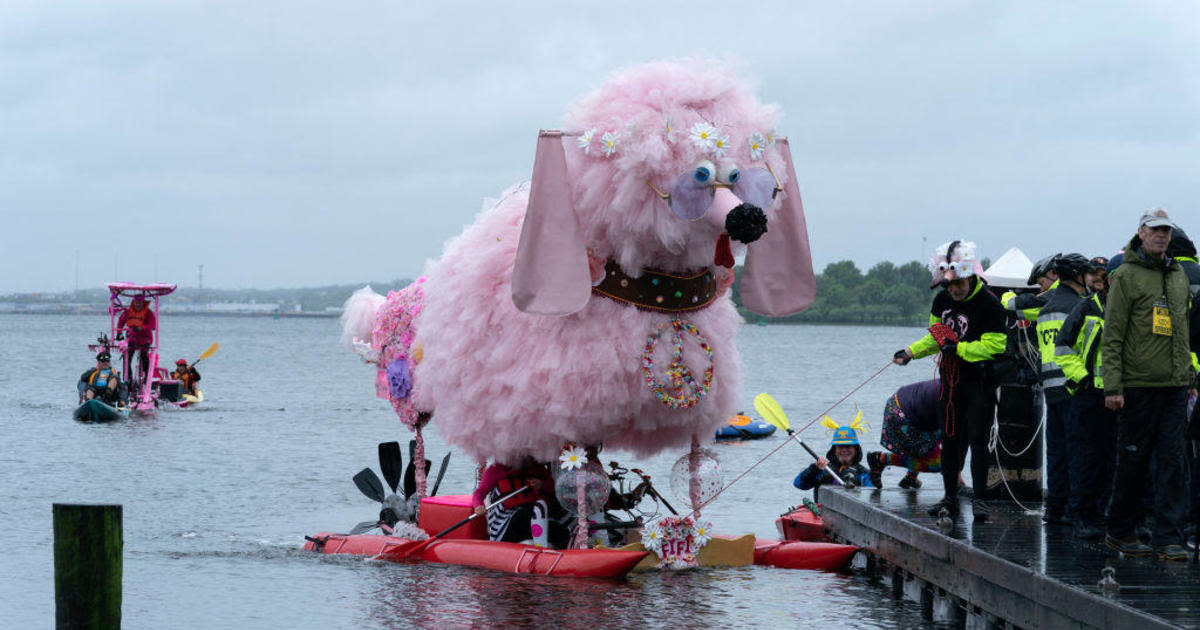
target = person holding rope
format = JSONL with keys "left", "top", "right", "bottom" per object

{"left": 1055, "top": 256, "right": 1115, "bottom": 541}
{"left": 1102, "top": 208, "right": 1193, "bottom": 562}
{"left": 893, "top": 240, "right": 1007, "bottom": 522}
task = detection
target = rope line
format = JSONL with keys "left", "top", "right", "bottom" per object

{"left": 684, "top": 359, "right": 894, "bottom": 520}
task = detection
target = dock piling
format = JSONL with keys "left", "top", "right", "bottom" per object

{"left": 53, "top": 503, "right": 122, "bottom": 629}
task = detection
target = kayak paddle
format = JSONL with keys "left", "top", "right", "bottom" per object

{"left": 380, "top": 486, "right": 529, "bottom": 559}
{"left": 753, "top": 393, "right": 845, "bottom": 487}
{"left": 352, "top": 468, "right": 387, "bottom": 503}
{"left": 378, "top": 442, "right": 403, "bottom": 494}
{"left": 429, "top": 452, "right": 451, "bottom": 497}
{"left": 191, "top": 342, "right": 219, "bottom": 368}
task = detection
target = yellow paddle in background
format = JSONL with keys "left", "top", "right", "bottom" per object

{"left": 191, "top": 342, "right": 219, "bottom": 368}
{"left": 753, "top": 392, "right": 845, "bottom": 487}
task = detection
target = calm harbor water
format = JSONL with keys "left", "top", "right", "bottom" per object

{"left": 1, "top": 314, "right": 960, "bottom": 629}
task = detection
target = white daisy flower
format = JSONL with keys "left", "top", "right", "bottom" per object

{"left": 689, "top": 122, "right": 718, "bottom": 150}
{"left": 712, "top": 134, "right": 730, "bottom": 159}
{"left": 692, "top": 521, "right": 713, "bottom": 546}
{"left": 577, "top": 128, "right": 596, "bottom": 154}
{"left": 641, "top": 522, "right": 663, "bottom": 553}
{"left": 748, "top": 133, "right": 767, "bottom": 161}
{"left": 600, "top": 131, "right": 620, "bottom": 157}
{"left": 558, "top": 445, "right": 586, "bottom": 471}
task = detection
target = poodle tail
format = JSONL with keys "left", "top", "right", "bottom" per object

{"left": 340, "top": 285, "right": 385, "bottom": 351}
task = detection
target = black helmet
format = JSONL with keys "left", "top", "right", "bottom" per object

{"left": 1088, "top": 256, "right": 1110, "bottom": 273}
{"left": 96, "top": 351, "right": 111, "bottom": 361}
{"left": 1053, "top": 253, "right": 1091, "bottom": 281}
{"left": 1168, "top": 227, "right": 1197, "bottom": 259}
{"left": 1027, "top": 253, "right": 1060, "bottom": 286}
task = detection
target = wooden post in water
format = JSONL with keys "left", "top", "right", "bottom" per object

{"left": 54, "top": 503, "right": 122, "bottom": 629}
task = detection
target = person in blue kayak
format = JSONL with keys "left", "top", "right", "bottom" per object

{"left": 78, "top": 351, "right": 122, "bottom": 405}
{"left": 866, "top": 379, "right": 944, "bottom": 489}
{"left": 794, "top": 412, "right": 875, "bottom": 495}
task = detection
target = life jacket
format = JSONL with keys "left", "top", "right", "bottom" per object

{"left": 495, "top": 470, "right": 541, "bottom": 509}
{"left": 173, "top": 369, "right": 194, "bottom": 389}
{"left": 124, "top": 306, "right": 150, "bottom": 329}
{"left": 88, "top": 368, "right": 114, "bottom": 388}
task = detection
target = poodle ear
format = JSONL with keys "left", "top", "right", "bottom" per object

{"left": 740, "top": 137, "right": 816, "bottom": 317}
{"left": 511, "top": 130, "right": 591, "bottom": 316}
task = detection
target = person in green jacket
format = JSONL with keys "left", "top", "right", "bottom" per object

{"left": 1102, "top": 208, "right": 1194, "bottom": 562}
{"left": 1055, "top": 256, "right": 1114, "bottom": 541}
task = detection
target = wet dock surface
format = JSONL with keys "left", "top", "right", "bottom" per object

{"left": 820, "top": 487, "right": 1200, "bottom": 629}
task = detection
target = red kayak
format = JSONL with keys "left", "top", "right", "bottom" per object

{"left": 775, "top": 503, "right": 827, "bottom": 542}
{"left": 753, "top": 538, "right": 858, "bottom": 571}
{"left": 304, "top": 532, "right": 647, "bottom": 578}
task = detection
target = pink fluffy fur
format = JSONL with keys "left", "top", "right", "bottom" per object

{"left": 414, "top": 59, "right": 796, "bottom": 465}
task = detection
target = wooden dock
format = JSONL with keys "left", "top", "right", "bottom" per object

{"left": 818, "top": 487, "right": 1199, "bottom": 629}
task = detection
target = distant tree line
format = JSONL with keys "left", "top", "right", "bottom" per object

{"left": 730, "top": 259, "right": 989, "bottom": 326}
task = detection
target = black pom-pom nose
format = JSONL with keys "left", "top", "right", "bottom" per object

{"left": 725, "top": 203, "right": 768, "bottom": 244}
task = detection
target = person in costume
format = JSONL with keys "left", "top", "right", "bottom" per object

{"left": 171, "top": 358, "right": 201, "bottom": 396}
{"left": 117, "top": 296, "right": 156, "bottom": 383}
{"left": 473, "top": 458, "right": 560, "bottom": 547}
{"left": 866, "top": 380, "right": 943, "bottom": 489}
{"left": 78, "top": 351, "right": 122, "bottom": 405}
{"left": 893, "top": 240, "right": 1007, "bottom": 522}
{"left": 794, "top": 412, "right": 875, "bottom": 495}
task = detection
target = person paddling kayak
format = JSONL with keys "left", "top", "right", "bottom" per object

{"left": 171, "top": 358, "right": 201, "bottom": 396}
{"left": 473, "top": 458, "right": 566, "bottom": 548}
{"left": 78, "top": 351, "right": 123, "bottom": 405}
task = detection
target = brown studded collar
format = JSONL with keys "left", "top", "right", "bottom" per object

{"left": 591, "top": 260, "right": 719, "bottom": 312}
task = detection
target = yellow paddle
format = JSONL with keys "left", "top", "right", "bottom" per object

{"left": 753, "top": 393, "right": 845, "bottom": 487}
{"left": 191, "top": 342, "right": 219, "bottom": 367}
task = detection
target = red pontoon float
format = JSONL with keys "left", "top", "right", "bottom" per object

{"left": 752, "top": 538, "right": 858, "bottom": 571}
{"left": 303, "top": 494, "right": 647, "bottom": 578}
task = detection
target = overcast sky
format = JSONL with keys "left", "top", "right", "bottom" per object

{"left": 3, "top": 1, "right": 1197, "bottom": 293}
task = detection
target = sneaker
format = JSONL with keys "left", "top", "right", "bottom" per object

{"left": 866, "top": 452, "right": 885, "bottom": 488}
{"left": 927, "top": 497, "right": 959, "bottom": 518}
{"left": 1158, "top": 544, "right": 1189, "bottom": 562}
{"left": 1105, "top": 534, "right": 1154, "bottom": 558}
{"left": 898, "top": 473, "right": 922, "bottom": 489}
{"left": 972, "top": 499, "right": 991, "bottom": 523}
{"left": 1073, "top": 520, "right": 1103, "bottom": 541}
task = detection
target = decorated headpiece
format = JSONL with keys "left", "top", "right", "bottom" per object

{"left": 820, "top": 410, "right": 868, "bottom": 446}
{"left": 928, "top": 240, "right": 984, "bottom": 288}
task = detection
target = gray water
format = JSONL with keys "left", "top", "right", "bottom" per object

{"left": 1, "top": 314, "right": 957, "bottom": 629}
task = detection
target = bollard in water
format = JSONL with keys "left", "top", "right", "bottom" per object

{"left": 53, "top": 503, "right": 122, "bottom": 629}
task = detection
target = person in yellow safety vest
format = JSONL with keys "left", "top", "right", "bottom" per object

{"left": 1001, "top": 253, "right": 1059, "bottom": 322}
{"left": 1055, "top": 256, "right": 1115, "bottom": 541}
{"left": 1036, "top": 253, "right": 1091, "bottom": 526}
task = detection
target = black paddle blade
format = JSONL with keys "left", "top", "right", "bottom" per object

{"left": 352, "top": 468, "right": 386, "bottom": 503}
{"left": 404, "top": 458, "right": 432, "bottom": 500}
{"left": 349, "top": 520, "right": 379, "bottom": 535}
{"left": 378, "top": 441, "right": 403, "bottom": 493}
{"left": 430, "top": 452, "right": 451, "bottom": 497}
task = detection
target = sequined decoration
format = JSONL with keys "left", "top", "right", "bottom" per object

{"left": 642, "top": 319, "right": 715, "bottom": 409}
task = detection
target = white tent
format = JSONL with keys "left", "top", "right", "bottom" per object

{"left": 984, "top": 247, "right": 1037, "bottom": 289}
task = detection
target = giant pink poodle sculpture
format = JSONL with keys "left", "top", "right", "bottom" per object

{"left": 413, "top": 59, "right": 815, "bottom": 466}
